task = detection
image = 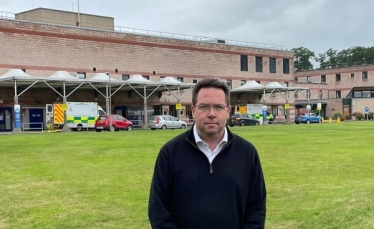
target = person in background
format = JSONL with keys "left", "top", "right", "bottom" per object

{"left": 149, "top": 78, "right": 266, "bottom": 229}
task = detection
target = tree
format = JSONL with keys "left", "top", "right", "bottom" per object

{"left": 316, "top": 46, "right": 374, "bottom": 69}
{"left": 291, "top": 47, "right": 315, "bottom": 71}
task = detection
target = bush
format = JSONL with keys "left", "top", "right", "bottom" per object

{"left": 356, "top": 113, "right": 365, "bottom": 120}
{"left": 352, "top": 112, "right": 364, "bottom": 120}
{"left": 344, "top": 115, "right": 351, "bottom": 120}
{"left": 368, "top": 112, "right": 374, "bottom": 120}
{"left": 333, "top": 112, "right": 343, "bottom": 120}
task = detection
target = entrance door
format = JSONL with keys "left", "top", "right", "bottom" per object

{"left": 29, "top": 108, "right": 44, "bottom": 129}
{"left": 0, "top": 107, "right": 12, "bottom": 131}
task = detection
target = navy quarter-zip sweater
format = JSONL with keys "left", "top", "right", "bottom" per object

{"left": 148, "top": 126, "right": 266, "bottom": 229}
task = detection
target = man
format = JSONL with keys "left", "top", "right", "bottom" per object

{"left": 148, "top": 78, "right": 266, "bottom": 229}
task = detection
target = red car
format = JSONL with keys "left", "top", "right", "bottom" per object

{"left": 95, "top": 114, "right": 133, "bottom": 132}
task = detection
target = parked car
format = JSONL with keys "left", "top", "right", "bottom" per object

{"left": 228, "top": 114, "right": 260, "bottom": 127}
{"left": 295, "top": 113, "right": 322, "bottom": 124}
{"left": 95, "top": 114, "right": 133, "bottom": 131}
{"left": 148, "top": 115, "right": 187, "bottom": 130}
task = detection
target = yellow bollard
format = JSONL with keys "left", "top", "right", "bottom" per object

{"left": 328, "top": 117, "right": 332, "bottom": 124}
{"left": 337, "top": 117, "right": 340, "bottom": 123}
{"left": 321, "top": 118, "right": 324, "bottom": 123}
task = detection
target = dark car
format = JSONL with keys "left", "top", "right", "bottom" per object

{"left": 228, "top": 114, "right": 260, "bottom": 127}
{"left": 295, "top": 113, "right": 322, "bottom": 124}
{"left": 95, "top": 114, "right": 133, "bottom": 131}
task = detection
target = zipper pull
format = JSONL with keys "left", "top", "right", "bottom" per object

{"left": 210, "top": 164, "right": 213, "bottom": 174}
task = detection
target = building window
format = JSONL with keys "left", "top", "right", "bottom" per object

{"left": 241, "top": 80, "right": 246, "bottom": 86}
{"left": 321, "top": 75, "right": 326, "bottom": 83}
{"left": 294, "top": 91, "right": 298, "bottom": 98}
{"left": 143, "top": 75, "right": 149, "bottom": 80}
{"left": 294, "top": 77, "right": 298, "bottom": 82}
{"left": 335, "top": 74, "right": 341, "bottom": 82}
{"left": 122, "top": 74, "right": 129, "bottom": 80}
{"left": 354, "top": 91, "right": 362, "bottom": 98}
{"left": 319, "top": 90, "right": 323, "bottom": 99}
{"left": 256, "top": 81, "right": 261, "bottom": 84}
{"left": 226, "top": 80, "right": 232, "bottom": 89}
{"left": 177, "top": 77, "right": 184, "bottom": 82}
{"left": 307, "top": 76, "right": 312, "bottom": 83}
{"left": 160, "top": 76, "right": 165, "bottom": 79}
{"left": 269, "top": 57, "right": 276, "bottom": 73}
{"left": 255, "top": 56, "right": 263, "bottom": 72}
{"left": 193, "top": 79, "right": 197, "bottom": 83}
{"left": 351, "top": 73, "right": 355, "bottom": 78}
{"left": 336, "top": 91, "right": 341, "bottom": 98}
{"left": 240, "top": 55, "right": 248, "bottom": 71}
{"left": 76, "top": 72, "right": 86, "bottom": 79}
{"left": 363, "top": 91, "right": 371, "bottom": 98}
{"left": 284, "top": 82, "right": 289, "bottom": 87}
{"left": 283, "top": 58, "right": 290, "bottom": 74}
{"left": 362, "top": 71, "right": 368, "bottom": 80}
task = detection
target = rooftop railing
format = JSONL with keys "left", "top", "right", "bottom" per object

{"left": 1, "top": 10, "right": 284, "bottom": 50}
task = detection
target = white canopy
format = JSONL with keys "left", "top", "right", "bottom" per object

{"left": 230, "top": 80, "right": 265, "bottom": 93}
{"left": 49, "top": 71, "right": 76, "bottom": 79}
{"left": 91, "top": 73, "right": 117, "bottom": 81}
{"left": 160, "top": 76, "right": 182, "bottom": 85}
{"left": 0, "top": 69, "right": 32, "bottom": 79}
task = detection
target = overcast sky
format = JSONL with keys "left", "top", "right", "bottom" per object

{"left": 1, "top": 0, "right": 373, "bottom": 55}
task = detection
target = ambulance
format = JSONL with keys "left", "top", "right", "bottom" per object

{"left": 46, "top": 102, "right": 106, "bottom": 131}
{"left": 235, "top": 104, "right": 274, "bottom": 123}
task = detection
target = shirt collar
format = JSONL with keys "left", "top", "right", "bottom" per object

{"left": 193, "top": 124, "right": 228, "bottom": 144}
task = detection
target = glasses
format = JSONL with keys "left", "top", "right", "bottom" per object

{"left": 196, "top": 104, "right": 228, "bottom": 112}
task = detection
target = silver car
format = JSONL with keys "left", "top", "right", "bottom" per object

{"left": 148, "top": 115, "right": 187, "bottom": 130}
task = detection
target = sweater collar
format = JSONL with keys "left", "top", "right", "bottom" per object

{"left": 187, "top": 124, "right": 234, "bottom": 146}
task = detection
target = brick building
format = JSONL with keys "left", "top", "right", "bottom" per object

{"left": 1, "top": 7, "right": 295, "bottom": 131}
{"left": 294, "top": 65, "right": 374, "bottom": 119}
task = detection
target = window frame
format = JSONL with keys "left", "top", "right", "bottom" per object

{"left": 240, "top": 55, "right": 248, "bottom": 71}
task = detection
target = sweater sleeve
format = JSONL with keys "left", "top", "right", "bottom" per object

{"left": 148, "top": 149, "right": 179, "bottom": 229}
{"left": 242, "top": 150, "right": 267, "bottom": 229}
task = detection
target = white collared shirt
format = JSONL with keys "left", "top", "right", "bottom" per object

{"left": 193, "top": 125, "right": 228, "bottom": 164}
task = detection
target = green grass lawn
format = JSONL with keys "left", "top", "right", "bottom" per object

{"left": 0, "top": 122, "right": 373, "bottom": 229}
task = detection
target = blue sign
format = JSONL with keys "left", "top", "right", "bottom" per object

{"left": 14, "top": 104, "right": 21, "bottom": 129}
{"left": 262, "top": 106, "right": 267, "bottom": 122}
{"left": 365, "top": 107, "right": 369, "bottom": 114}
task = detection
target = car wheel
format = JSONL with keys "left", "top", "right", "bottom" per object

{"left": 151, "top": 128, "right": 156, "bottom": 130}
{"left": 127, "top": 125, "right": 133, "bottom": 131}
{"left": 255, "top": 122, "right": 260, "bottom": 126}
{"left": 161, "top": 125, "right": 167, "bottom": 130}
{"left": 240, "top": 122, "right": 245, "bottom": 126}
{"left": 180, "top": 124, "right": 186, "bottom": 129}
{"left": 110, "top": 125, "right": 115, "bottom": 132}
{"left": 96, "top": 129, "right": 101, "bottom": 132}
{"left": 75, "top": 124, "right": 83, "bottom": 131}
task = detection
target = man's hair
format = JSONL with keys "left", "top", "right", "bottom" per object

{"left": 192, "top": 78, "right": 230, "bottom": 106}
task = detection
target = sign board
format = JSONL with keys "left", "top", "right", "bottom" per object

{"left": 365, "top": 107, "right": 369, "bottom": 114}
{"left": 306, "top": 105, "right": 311, "bottom": 111}
{"left": 317, "top": 103, "right": 322, "bottom": 111}
{"left": 285, "top": 103, "right": 289, "bottom": 109}
{"left": 176, "top": 103, "right": 182, "bottom": 110}
{"left": 14, "top": 104, "right": 21, "bottom": 128}
{"left": 61, "top": 104, "right": 68, "bottom": 111}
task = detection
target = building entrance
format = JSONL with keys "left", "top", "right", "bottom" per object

{"left": 0, "top": 107, "right": 12, "bottom": 131}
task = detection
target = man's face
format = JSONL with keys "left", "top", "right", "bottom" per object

{"left": 192, "top": 87, "right": 231, "bottom": 140}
